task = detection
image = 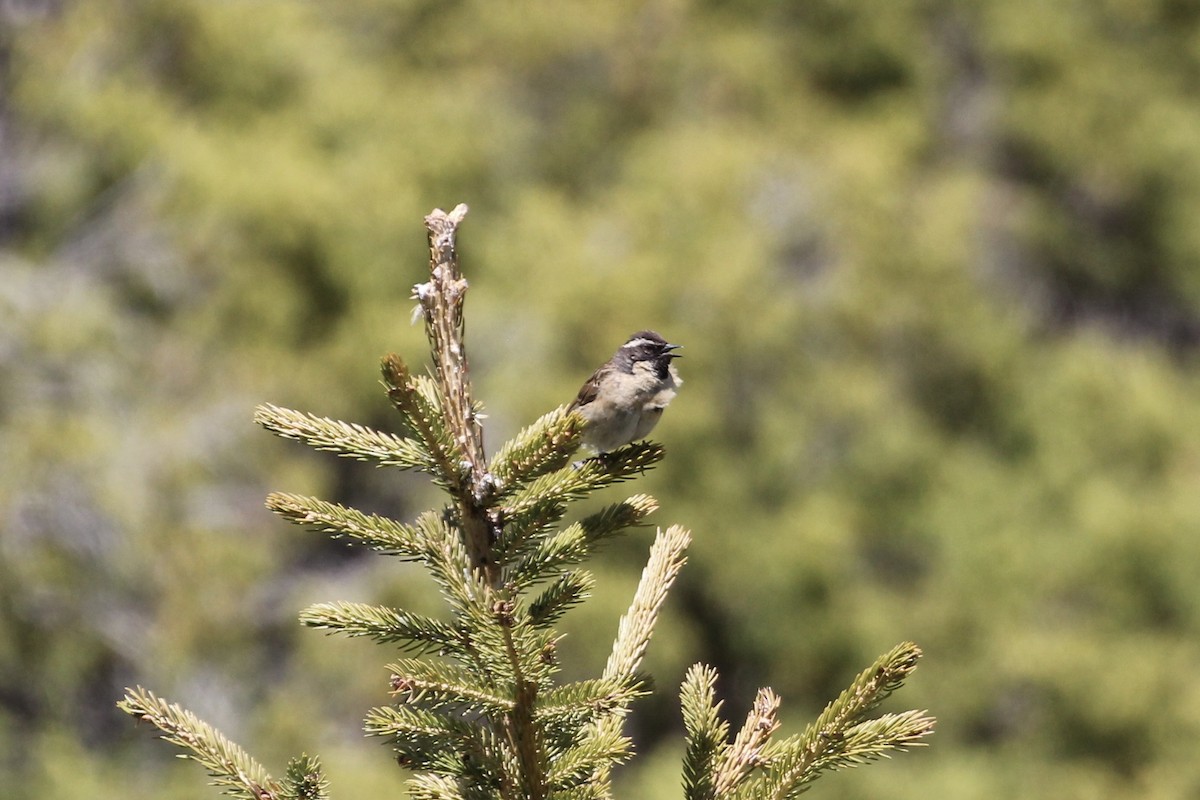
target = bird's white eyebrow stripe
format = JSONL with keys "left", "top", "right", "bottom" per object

{"left": 622, "top": 337, "right": 660, "bottom": 349}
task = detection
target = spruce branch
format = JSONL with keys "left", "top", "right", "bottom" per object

{"left": 528, "top": 571, "right": 596, "bottom": 628}
{"left": 405, "top": 774, "right": 469, "bottom": 800}
{"left": 266, "top": 492, "right": 426, "bottom": 558}
{"left": 837, "top": 709, "right": 936, "bottom": 765}
{"left": 681, "top": 668, "right": 782, "bottom": 800}
{"left": 714, "top": 688, "right": 780, "bottom": 797}
{"left": 509, "top": 495, "right": 658, "bottom": 588}
{"left": 585, "top": 524, "right": 692, "bottom": 789}
{"left": 255, "top": 403, "right": 431, "bottom": 472}
{"left": 603, "top": 525, "right": 691, "bottom": 683}
{"left": 544, "top": 721, "right": 635, "bottom": 791}
{"left": 411, "top": 508, "right": 488, "bottom": 615}
{"left": 118, "top": 686, "right": 283, "bottom": 800}
{"left": 489, "top": 406, "right": 585, "bottom": 495}
{"left": 450, "top": 600, "right": 547, "bottom": 690}
{"left": 299, "top": 601, "right": 464, "bottom": 655}
{"left": 749, "top": 643, "right": 935, "bottom": 800}
{"left": 550, "top": 789, "right": 608, "bottom": 800}
{"left": 808, "top": 641, "right": 923, "bottom": 731}
{"left": 504, "top": 442, "right": 666, "bottom": 517}
{"left": 283, "top": 755, "right": 330, "bottom": 800}
{"left": 535, "top": 678, "right": 647, "bottom": 727}
{"left": 364, "top": 704, "right": 500, "bottom": 776}
{"left": 497, "top": 617, "right": 551, "bottom": 800}
{"left": 680, "top": 665, "right": 729, "bottom": 800}
{"left": 381, "top": 355, "right": 468, "bottom": 492}
{"left": 493, "top": 498, "right": 569, "bottom": 565}
{"left": 386, "top": 658, "right": 516, "bottom": 716}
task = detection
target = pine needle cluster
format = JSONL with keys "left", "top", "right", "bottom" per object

{"left": 679, "top": 644, "right": 934, "bottom": 800}
{"left": 119, "top": 204, "right": 933, "bottom": 799}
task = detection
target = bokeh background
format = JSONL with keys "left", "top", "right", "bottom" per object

{"left": 4, "top": 1, "right": 1200, "bottom": 798}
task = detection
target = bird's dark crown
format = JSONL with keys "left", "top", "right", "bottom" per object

{"left": 624, "top": 330, "right": 668, "bottom": 347}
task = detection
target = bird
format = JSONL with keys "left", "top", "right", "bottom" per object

{"left": 568, "top": 330, "right": 683, "bottom": 453}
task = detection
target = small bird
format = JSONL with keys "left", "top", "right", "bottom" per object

{"left": 569, "top": 330, "right": 683, "bottom": 453}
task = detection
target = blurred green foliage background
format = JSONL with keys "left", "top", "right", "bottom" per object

{"left": 4, "top": 1, "right": 1200, "bottom": 798}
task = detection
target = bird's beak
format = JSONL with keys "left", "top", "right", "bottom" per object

{"left": 665, "top": 344, "right": 683, "bottom": 358}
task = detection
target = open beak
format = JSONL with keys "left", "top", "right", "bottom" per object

{"left": 665, "top": 343, "right": 683, "bottom": 358}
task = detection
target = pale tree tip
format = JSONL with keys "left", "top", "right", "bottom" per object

{"left": 424, "top": 203, "right": 469, "bottom": 229}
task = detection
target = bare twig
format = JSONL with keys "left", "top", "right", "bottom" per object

{"left": 713, "top": 688, "right": 781, "bottom": 796}
{"left": 415, "top": 204, "right": 500, "bottom": 584}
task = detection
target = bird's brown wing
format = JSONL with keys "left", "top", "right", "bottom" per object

{"left": 569, "top": 367, "right": 605, "bottom": 410}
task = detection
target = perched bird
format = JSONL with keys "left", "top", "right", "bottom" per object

{"left": 568, "top": 330, "right": 683, "bottom": 453}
